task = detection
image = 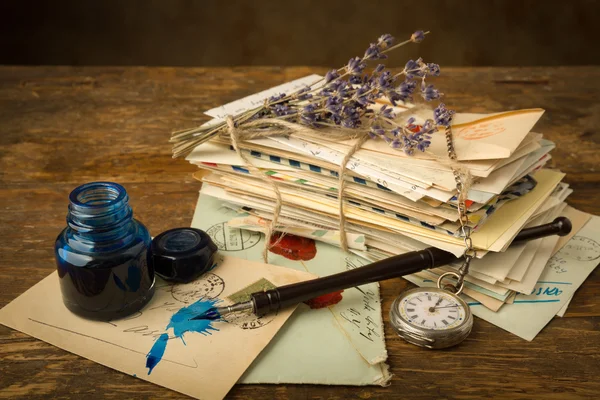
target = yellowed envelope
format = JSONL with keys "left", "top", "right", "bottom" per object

{"left": 354, "top": 107, "right": 545, "bottom": 161}
{"left": 0, "top": 256, "right": 316, "bottom": 400}
{"left": 552, "top": 205, "right": 591, "bottom": 255}
{"left": 473, "top": 169, "right": 565, "bottom": 251}
{"left": 213, "top": 173, "right": 447, "bottom": 226}
{"left": 301, "top": 130, "right": 541, "bottom": 183}
{"left": 201, "top": 169, "right": 564, "bottom": 257}
{"left": 197, "top": 75, "right": 543, "bottom": 165}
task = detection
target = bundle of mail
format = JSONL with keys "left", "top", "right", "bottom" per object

{"left": 181, "top": 74, "right": 598, "bottom": 347}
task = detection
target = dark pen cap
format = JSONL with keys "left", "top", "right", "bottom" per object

{"left": 150, "top": 228, "right": 218, "bottom": 283}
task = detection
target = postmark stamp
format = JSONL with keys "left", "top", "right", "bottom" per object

{"left": 224, "top": 312, "right": 274, "bottom": 330}
{"left": 206, "top": 222, "right": 261, "bottom": 251}
{"left": 224, "top": 278, "right": 277, "bottom": 330}
{"left": 171, "top": 273, "right": 225, "bottom": 304}
{"left": 455, "top": 121, "right": 506, "bottom": 141}
{"left": 560, "top": 236, "right": 600, "bottom": 262}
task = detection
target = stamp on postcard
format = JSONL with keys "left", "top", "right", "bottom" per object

{"left": 206, "top": 222, "right": 261, "bottom": 251}
{"left": 225, "top": 278, "right": 278, "bottom": 329}
{"left": 560, "top": 236, "right": 600, "bottom": 262}
{"left": 171, "top": 273, "right": 225, "bottom": 303}
{"left": 455, "top": 121, "right": 506, "bottom": 141}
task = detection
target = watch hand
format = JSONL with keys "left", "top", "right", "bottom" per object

{"left": 428, "top": 297, "right": 445, "bottom": 312}
{"left": 433, "top": 305, "right": 459, "bottom": 309}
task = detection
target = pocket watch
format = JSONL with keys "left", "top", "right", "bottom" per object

{"left": 389, "top": 272, "right": 473, "bottom": 349}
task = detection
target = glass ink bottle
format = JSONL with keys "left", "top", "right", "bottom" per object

{"left": 54, "top": 182, "right": 155, "bottom": 320}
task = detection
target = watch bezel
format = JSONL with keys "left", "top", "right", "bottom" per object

{"left": 390, "top": 287, "right": 473, "bottom": 349}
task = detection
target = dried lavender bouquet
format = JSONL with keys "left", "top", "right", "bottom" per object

{"left": 170, "top": 30, "right": 455, "bottom": 159}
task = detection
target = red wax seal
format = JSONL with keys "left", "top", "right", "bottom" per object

{"left": 269, "top": 233, "right": 317, "bottom": 261}
{"left": 304, "top": 290, "right": 344, "bottom": 309}
{"left": 408, "top": 124, "right": 422, "bottom": 133}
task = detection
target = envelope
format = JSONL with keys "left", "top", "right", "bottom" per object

{"left": 298, "top": 130, "right": 541, "bottom": 188}
{"left": 211, "top": 172, "right": 447, "bottom": 226}
{"left": 198, "top": 73, "right": 544, "bottom": 165}
{"left": 0, "top": 256, "right": 318, "bottom": 400}
{"left": 204, "top": 74, "right": 323, "bottom": 120}
{"left": 466, "top": 214, "right": 599, "bottom": 340}
{"left": 406, "top": 211, "right": 599, "bottom": 340}
{"left": 187, "top": 142, "right": 296, "bottom": 171}
{"left": 472, "top": 168, "right": 565, "bottom": 251}
{"left": 266, "top": 136, "right": 453, "bottom": 202}
{"left": 227, "top": 213, "right": 367, "bottom": 251}
{"left": 191, "top": 193, "right": 391, "bottom": 385}
{"left": 350, "top": 107, "right": 545, "bottom": 161}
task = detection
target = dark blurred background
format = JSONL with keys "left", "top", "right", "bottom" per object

{"left": 1, "top": 0, "right": 599, "bottom": 67}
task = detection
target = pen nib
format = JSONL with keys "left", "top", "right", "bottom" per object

{"left": 190, "top": 300, "right": 254, "bottom": 320}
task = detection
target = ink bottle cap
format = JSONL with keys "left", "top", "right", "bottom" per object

{"left": 150, "top": 228, "right": 218, "bottom": 283}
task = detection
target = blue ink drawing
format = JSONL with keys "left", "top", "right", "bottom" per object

{"left": 145, "top": 298, "right": 222, "bottom": 375}
{"left": 146, "top": 333, "right": 169, "bottom": 374}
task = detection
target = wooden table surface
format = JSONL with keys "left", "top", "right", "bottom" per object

{"left": 1, "top": 66, "right": 599, "bottom": 399}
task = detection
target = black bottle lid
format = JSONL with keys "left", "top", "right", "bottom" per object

{"left": 150, "top": 228, "right": 218, "bottom": 283}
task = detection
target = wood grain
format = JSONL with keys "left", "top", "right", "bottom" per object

{"left": 0, "top": 66, "right": 599, "bottom": 399}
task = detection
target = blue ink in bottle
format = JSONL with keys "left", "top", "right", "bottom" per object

{"left": 145, "top": 298, "right": 221, "bottom": 375}
{"left": 54, "top": 182, "right": 155, "bottom": 321}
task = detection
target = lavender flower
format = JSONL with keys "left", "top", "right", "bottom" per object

{"left": 417, "top": 139, "right": 430, "bottom": 151}
{"left": 376, "top": 70, "right": 396, "bottom": 90}
{"left": 260, "top": 33, "right": 441, "bottom": 153}
{"left": 172, "top": 30, "right": 450, "bottom": 160}
{"left": 341, "top": 105, "right": 361, "bottom": 128}
{"left": 411, "top": 30, "right": 425, "bottom": 43}
{"left": 333, "top": 80, "right": 349, "bottom": 97}
{"left": 404, "top": 59, "right": 425, "bottom": 79}
{"left": 427, "top": 63, "right": 441, "bottom": 76}
{"left": 364, "top": 43, "right": 387, "bottom": 60}
{"left": 433, "top": 103, "right": 455, "bottom": 127}
{"left": 369, "top": 125, "right": 385, "bottom": 139}
{"left": 301, "top": 104, "right": 318, "bottom": 126}
{"left": 296, "top": 87, "right": 313, "bottom": 101}
{"left": 346, "top": 57, "right": 366, "bottom": 75}
{"left": 394, "top": 79, "right": 417, "bottom": 102}
{"left": 390, "top": 139, "right": 402, "bottom": 149}
{"left": 353, "top": 86, "right": 374, "bottom": 106}
{"left": 349, "top": 75, "right": 363, "bottom": 84}
{"left": 421, "top": 84, "right": 441, "bottom": 101}
{"left": 420, "top": 119, "right": 436, "bottom": 135}
{"left": 272, "top": 104, "right": 297, "bottom": 116}
{"left": 325, "top": 95, "right": 343, "bottom": 113}
{"left": 378, "top": 105, "right": 396, "bottom": 120}
{"left": 268, "top": 93, "right": 286, "bottom": 103}
{"left": 405, "top": 117, "right": 417, "bottom": 130}
{"left": 325, "top": 69, "right": 340, "bottom": 83}
{"left": 380, "top": 117, "right": 436, "bottom": 154}
{"left": 411, "top": 120, "right": 434, "bottom": 152}
{"left": 378, "top": 34, "right": 395, "bottom": 49}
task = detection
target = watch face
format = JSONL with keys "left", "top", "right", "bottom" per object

{"left": 398, "top": 289, "right": 467, "bottom": 331}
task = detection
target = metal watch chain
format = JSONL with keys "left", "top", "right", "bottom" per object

{"left": 437, "top": 119, "right": 476, "bottom": 295}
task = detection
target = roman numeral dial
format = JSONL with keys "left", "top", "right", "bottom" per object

{"left": 390, "top": 287, "right": 474, "bottom": 349}
{"left": 397, "top": 291, "right": 466, "bottom": 331}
